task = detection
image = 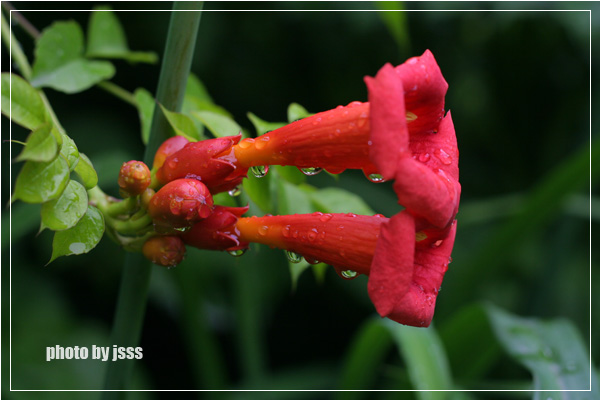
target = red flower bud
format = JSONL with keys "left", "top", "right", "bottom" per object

{"left": 142, "top": 235, "right": 186, "bottom": 267}
{"left": 148, "top": 178, "right": 214, "bottom": 231}
{"left": 181, "top": 205, "right": 249, "bottom": 251}
{"left": 118, "top": 160, "right": 151, "bottom": 197}
{"left": 156, "top": 135, "right": 245, "bottom": 194}
{"left": 153, "top": 135, "right": 189, "bottom": 170}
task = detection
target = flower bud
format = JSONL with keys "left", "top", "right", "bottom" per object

{"left": 142, "top": 235, "right": 186, "bottom": 267}
{"left": 156, "top": 135, "right": 246, "bottom": 194}
{"left": 148, "top": 178, "right": 214, "bottom": 231}
{"left": 118, "top": 160, "right": 151, "bottom": 197}
{"left": 182, "top": 205, "right": 249, "bottom": 251}
{"left": 153, "top": 135, "right": 189, "bottom": 170}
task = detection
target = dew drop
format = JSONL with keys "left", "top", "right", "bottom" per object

{"left": 435, "top": 148, "right": 452, "bottom": 165}
{"left": 308, "top": 229, "right": 318, "bottom": 241}
{"left": 285, "top": 250, "right": 303, "bottom": 263}
{"left": 282, "top": 225, "right": 291, "bottom": 238}
{"left": 418, "top": 153, "right": 431, "bottom": 163}
{"left": 228, "top": 186, "right": 242, "bottom": 197}
{"left": 258, "top": 226, "right": 269, "bottom": 236}
{"left": 366, "top": 173, "right": 385, "bottom": 183}
{"left": 320, "top": 213, "right": 333, "bottom": 222}
{"left": 341, "top": 270, "right": 357, "bottom": 279}
{"left": 433, "top": 240, "right": 443, "bottom": 247}
{"left": 238, "top": 138, "right": 254, "bottom": 149}
{"left": 228, "top": 248, "right": 247, "bottom": 257}
{"left": 255, "top": 136, "right": 270, "bottom": 150}
{"left": 300, "top": 167, "right": 323, "bottom": 176}
{"left": 250, "top": 165, "right": 269, "bottom": 178}
{"left": 305, "top": 257, "right": 319, "bottom": 265}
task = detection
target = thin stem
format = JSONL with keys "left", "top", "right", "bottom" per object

{"left": 1, "top": 2, "right": 40, "bottom": 39}
{"left": 102, "top": 3, "right": 203, "bottom": 395}
{"left": 97, "top": 81, "right": 137, "bottom": 107}
{"left": 1, "top": 10, "right": 32, "bottom": 79}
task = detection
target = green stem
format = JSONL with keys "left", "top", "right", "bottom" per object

{"left": 97, "top": 81, "right": 137, "bottom": 107}
{"left": 1, "top": 10, "right": 32, "bottom": 79}
{"left": 102, "top": 3, "right": 203, "bottom": 395}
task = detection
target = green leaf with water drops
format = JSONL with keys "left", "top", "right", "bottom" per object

{"left": 486, "top": 305, "right": 597, "bottom": 397}
{"left": 243, "top": 169, "right": 273, "bottom": 214}
{"left": 48, "top": 205, "right": 104, "bottom": 264}
{"left": 287, "top": 102, "right": 312, "bottom": 123}
{"left": 159, "top": 103, "right": 200, "bottom": 141}
{"left": 73, "top": 153, "right": 98, "bottom": 190}
{"left": 16, "top": 123, "right": 58, "bottom": 162}
{"left": 86, "top": 7, "right": 158, "bottom": 64}
{"left": 191, "top": 110, "right": 242, "bottom": 138}
{"left": 59, "top": 132, "right": 79, "bottom": 171}
{"left": 384, "top": 320, "right": 453, "bottom": 395}
{"left": 31, "top": 21, "right": 115, "bottom": 93}
{"left": 310, "top": 187, "right": 375, "bottom": 215}
{"left": 247, "top": 112, "right": 285, "bottom": 136}
{"left": 134, "top": 88, "right": 155, "bottom": 145}
{"left": 13, "top": 156, "right": 70, "bottom": 204}
{"left": 41, "top": 180, "right": 88, "bottom": 231}
{"left": 1, "top": 73, "right": 50, "bottom": 130}
{"left": 336, "top": 319, "right": 393, "bottom": 394}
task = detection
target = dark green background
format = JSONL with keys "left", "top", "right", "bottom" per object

{"left": 2, "top": 1, "right": 596, "bottom": 396}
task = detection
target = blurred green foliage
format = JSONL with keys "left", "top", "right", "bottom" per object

{"left": 2, "top": 1, "right": 597, "bottom": 396}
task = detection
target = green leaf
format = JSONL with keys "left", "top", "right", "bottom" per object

{"left": 243, "top": 172, "right": 272, "bottom": 214}
{"left": 59, "top": 132, "right": 79, "bottom": 171}
{"left": 41, "top": 180, "right": 88, "bottom": 231}
{"left": 16, "top": 123, "right": 58, "bottom": 162}
{"left": 337, "top": 319, "right": 393, "bottom": 395}
{"left": 310, "top": 187, "right": 375, "bottom": 215}
{"left": 159, "top": 103, "right": 200, "bottom": 141}
{"left": 13, "top": 157, "right": 70, "bottom": 203}
{"left": 274, "top": 165, "right": 306, "bottom": 185}
{"left": 86, "top": 7, "right": 157, "bottom": 63}
{"left": 133, "top": 88, "right": 155, "bottom": 144}
{"left": 73, "top": 153, "right": 98, "bottom": 190}
{"left": 247, "top": 112, "right": 286, "bottom": 136}
{"left": 1, "top": 73, "right": 49, "bottom": 130}
{"left": 191, "top": 110, "right": 242, "bottom": 138}
{"left": 287, "top": 102, "right": 312, "bottom": 123}
{"left": 487, "top": 305, "right": 598, "bottom": 397}
{"left": 31, "top": 21, "right": 115, "bottom": 93}
{"left": 186, "top": 73, "right": 213, "bottom": 102}
{"left": 374, "top": 1, "right": 411, "bottom": 56}
{"left": 384, "top": 320, "right": 453, "bottom": 395}
{"left": 49, "top": 205, "right": 104, "bottom": 263}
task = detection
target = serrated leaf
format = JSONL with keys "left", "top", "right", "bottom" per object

{"left": 134, "top": 88, "right": 154, "bottom": 144}
{"left": 59, "top": 133, "right": 79, "bottom": 171}
{"left": 13, "top": 157, "right": 70, "bottom": 203}
{"left": 41, "top": 180, "right": 88, "bottom": 231}
{"left": 287, "top": 102, "right": 312, "bottom": 123}
{"left": 31, "top": 21, "right": 115, "bottom": 93}
{"left": 49, "top": 205, "right": 104, "bottom": 263}
{"left": 159, "top": 103, "right": 200, "bottom": 141}
{"left": 16, "top": 123, "right": 58, "bottom": 162}
{"left": 247, "top": 112, "right": 286, "bottom": 136}
{"left": 487, "top": 305, "right": 598, "bottom": 396}
{"left": 310, "top": 187, "right": 375, "bottom": 215}
{"left": 191, "top": 110, "right": 241, "bottom": 138}
{"left": 86, "top": 7, "right": 157, "bottom": 64}
{"left": 1, "top": 73, "right": 49, "bottom": 130}
{"left": 74, "top": 153, "right": 98, "bottom": 189}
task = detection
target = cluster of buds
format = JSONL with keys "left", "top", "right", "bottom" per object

{"left": 119, "top": 50, "right": 460, "bottom": 327}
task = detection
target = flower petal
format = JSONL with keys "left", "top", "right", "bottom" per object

{"left": 364, "top": 63, "right": 409, "bottom": 180}
{"left": 367, "top": 210, "right": 415, "bottom": 317}
{"left": 384, "top": 219, "right": 457, "bottom": 327}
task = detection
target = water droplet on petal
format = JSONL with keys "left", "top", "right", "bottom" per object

{"left": 341, "top": 270, "right": 357, "bottom": 279}
{"left": 282, "top": 225, "right": 291, "bottom": 238}
{"left": 320, "top": 213, "right": 333, "bottom": 222}
{"left": 285, "top": 250, "right": 303, "bottom": 263}
{"left": 300, "top": 167, "right": 323, "bottom": 176}
{"left": 250, "top": 165, "right": 269, "bottom": 178}
{"left": 433, "top": 240, "right": 443, "bottom": 247}
{"left": 255, "top": 136, "right": 270, "bottom": 150}
{"left": 228, "top": 248, "right": 247, "bottom": 257}
{"left": 435, "top": 148, "right": 452, "bottom": 165}
{"left": 308, "top": 229, "right": 317, "bottom": 241}
{"left": 366, "top": 172, "right": 385, "bottom": 183}
{"left": 228, "top": 186, "right": 241, "bottom": 197}
{"left": 418, "top": 153, "right": 431, "bottom": 163}
{"left": 238, "top": 138, "right": 254, "bottom": 149}
{"left": 305, "top": 257, "right": 319, "bottom": 265}
{"left": 258, "top": 226, "right": 269, "bottom": 236}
